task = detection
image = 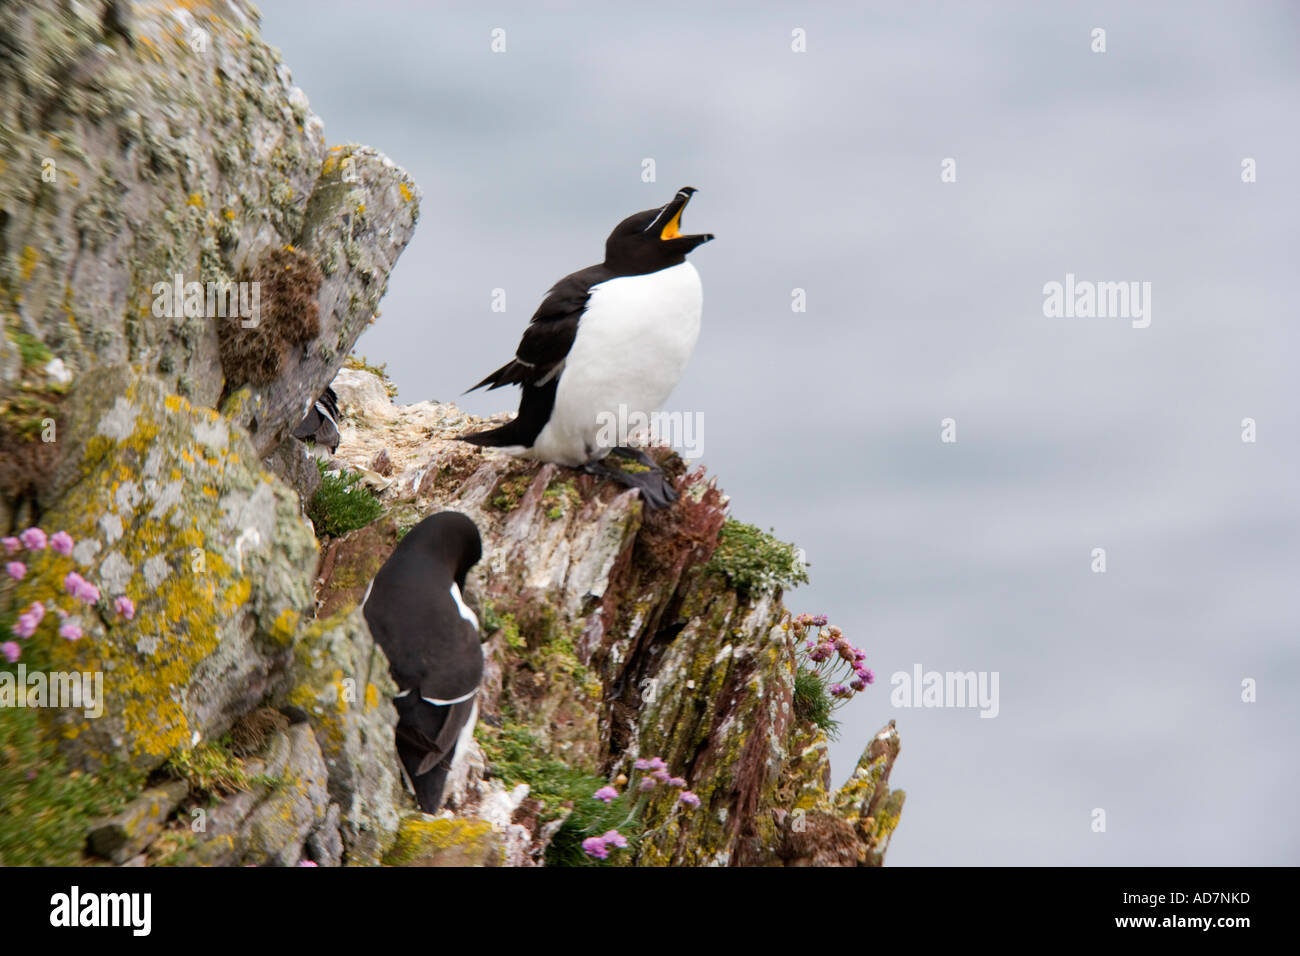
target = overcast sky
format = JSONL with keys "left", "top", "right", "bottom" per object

{"left": 259, "top": 1, "right": 1300, "bottom": 865}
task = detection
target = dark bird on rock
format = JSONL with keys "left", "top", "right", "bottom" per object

{"left": 292, "top": 386, "right": 340, "bottom": 454}
{"left": 362, "top": 512, "right": 483, "bottom": 813}
{"left": 461, "top": 187, "right": 714, "bottom": 509}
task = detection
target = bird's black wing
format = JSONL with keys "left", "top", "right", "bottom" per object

{"left": 395, "top": 695, "right": 476, "bottom": 777}
{"left": 467, "top": 264, "right": 611, "bottom": 392}
{"left": 291, "top": 387, "right": 340, "bottom": 453}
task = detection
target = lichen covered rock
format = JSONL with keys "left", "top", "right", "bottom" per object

{"left": 0, "top": 1, "right": 903, "bottom": 868}
{"left": 320, "top": 370, "right": 906, "bottom": 866}
{"left": 0, "top": 0, "right": 420, "bottom": 461}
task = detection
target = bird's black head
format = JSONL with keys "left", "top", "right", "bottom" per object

{"left": 403, "top": 511, "right": 482, "bottom": 589}
{"left": 604, "top": 186, "right": 714, "bottom": 274}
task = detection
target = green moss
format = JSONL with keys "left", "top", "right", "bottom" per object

{"left": 159, "top": 736, "right": 281, "bottom": 800}
{"left": 479, "top": 600, "right": 504, "bottom": 635}
{"left": 542, "top": 478, "right": 580, "bottom": 520}
{"left": 495, "top": 612, "right": 526, "bottom": 650}
{"left": 703, "top": 519, "right": 809, "bottom": 596}
{"left": 7, "top": 329, "right": 52, "bottom": 367}
{"left": 475, "top": 721, "right": 592, "bottom": 816}
{"left": 0, "top": 698, "right": 146, "bottom": 865}
{"left": 307, "top": 460, "right": 383, "bottom": 538}
{"left": 490, "top": 475, "right": 533, "bottom": 512}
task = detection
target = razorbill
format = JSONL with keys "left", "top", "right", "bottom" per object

{"left": 362, "top": 511, "right": 483, "bottom": 813}
{"left": 291, "top": 386, "right": 340, "bottom": 454}
{"left": 461, "top": 187, "right": 714, "bottom": 509}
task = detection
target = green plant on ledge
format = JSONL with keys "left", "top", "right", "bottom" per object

{"left": 307, "top": 460, "right": 383, "bottom": 538}
{"left": 704, "top": 519, "right": 809, "bottom": 596}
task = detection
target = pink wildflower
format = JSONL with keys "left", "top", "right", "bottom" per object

{"left": 49, "top": 531, "right": 74, "bottom": 556}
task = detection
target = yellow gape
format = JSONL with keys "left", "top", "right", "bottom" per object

{"left": 660, "top": 207, "right": 683, "bottom": 240}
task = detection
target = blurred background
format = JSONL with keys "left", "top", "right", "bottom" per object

{"left": 259, "top": 0, "right": 1300, "bottom": 865}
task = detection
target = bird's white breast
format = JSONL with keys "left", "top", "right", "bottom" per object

{"left": 530, "top": 261, "right": 702, "bottom": 465}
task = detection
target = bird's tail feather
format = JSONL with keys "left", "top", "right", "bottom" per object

{"left": 465, "top": 359, "right": 525, "bottom": 394}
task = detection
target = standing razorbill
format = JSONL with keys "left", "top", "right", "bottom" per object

{"left": 362, "top": 511, "right": 483, "bottom": 813}
{"left": 461, "top": 187, "right": 714, "bottom": 509}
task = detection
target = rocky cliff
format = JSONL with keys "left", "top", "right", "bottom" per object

{"left": 0, "top": 0, "right": 903, "bottom": 866}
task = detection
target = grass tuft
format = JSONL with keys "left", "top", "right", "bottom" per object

{"left": 307, "top": 461, "right": 383, "bottom": 538}
{"left": 793, "top": 666, "right": 840, "bottom": 739}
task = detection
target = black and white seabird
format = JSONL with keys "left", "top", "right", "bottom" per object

{"left": 362, "top": 512, "right": 483, "bottom": 814}
{"left": 292, "top": 386, "right": 341, "bottom": 454}
{"left": 461, "top": 187, "right": 714, "bottom": 509}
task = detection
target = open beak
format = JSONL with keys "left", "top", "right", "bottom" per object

{"left": 650, "top": 187, "right": 712, "bottom": 244}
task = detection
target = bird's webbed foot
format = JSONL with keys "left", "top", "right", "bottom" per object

{"left": 582, "top": 447, "right": 678, "bottom": 510}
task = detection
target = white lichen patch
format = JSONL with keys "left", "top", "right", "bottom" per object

{"left": 147, "top": 480, "right": 185, "bottom": 519}
{"left": 142, "top": 553, "right": 172, "bottom": 590}
{"left": 97, "top": 397, "right": 139, "bottom": 441}
{"left": 98, "top": 551, "right": 134, "bottom": 595}
{"left": 192, "top": 418, "right": 228, "bottom": 453}
{"left": 72, "top": 537, "right": 102, "bottom": 566}
{"left": 114, "top": 480, "right": 142, "bottom": 513}
{"left": 99, "top": 512, "right": 124, "bottom": 544}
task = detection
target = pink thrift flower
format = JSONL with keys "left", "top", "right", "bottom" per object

{"left": 1, "top": 537, "right": 19, "bottom": 554}
{"left": 13, "top": 614, "right": 38, "bottom": 639}
{"left": 633, "top": 758, "right": 653, "bottom": 770}
{"left": 26, "top": 602, "right": 45, "bottom": 624}
{"left": 667, "top": 776, "right": 687, "bottom": 788}
{"left": 297, "top": 860, "right": 318, "bottom": 867}
{"left": 115, "top": 596, "right": 136, "bottom": 620}
{"left": 593, "top": 786, "right": 618, "bottom": 803}
{"left": 638, "top": 777, "right": 657, "bottom": 793}
{"left": 64, "top": 572, "right": 99, "bottom": 603}
{"left": 19, "top": 528, "right": 47, "bottom": 551}
{"left": 5, "top": 561, "right": 25, "bottom": 580}
{"left": 59, "top": 622, "right": 83, "bottom": 641}
{"left": 602, "top": 830, "right": 628, "bottom": 849}
{"left": 1, "top": 641, "right": 19, "bottom": 663}
{"left": 581, "top": 836, "right": 609, "bottom": 860}
{"left": 652, "top": 769, "right": 670, "bottom": 783}
{"left": 679, "top": 791, "right": 701, "bottom": 808}
{"left": 49, "top": 531, "right": 74, "bottom": 556}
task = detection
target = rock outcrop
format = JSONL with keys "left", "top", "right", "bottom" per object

{"left": 0, "top": 1, "right": 903, "bottom": 867}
